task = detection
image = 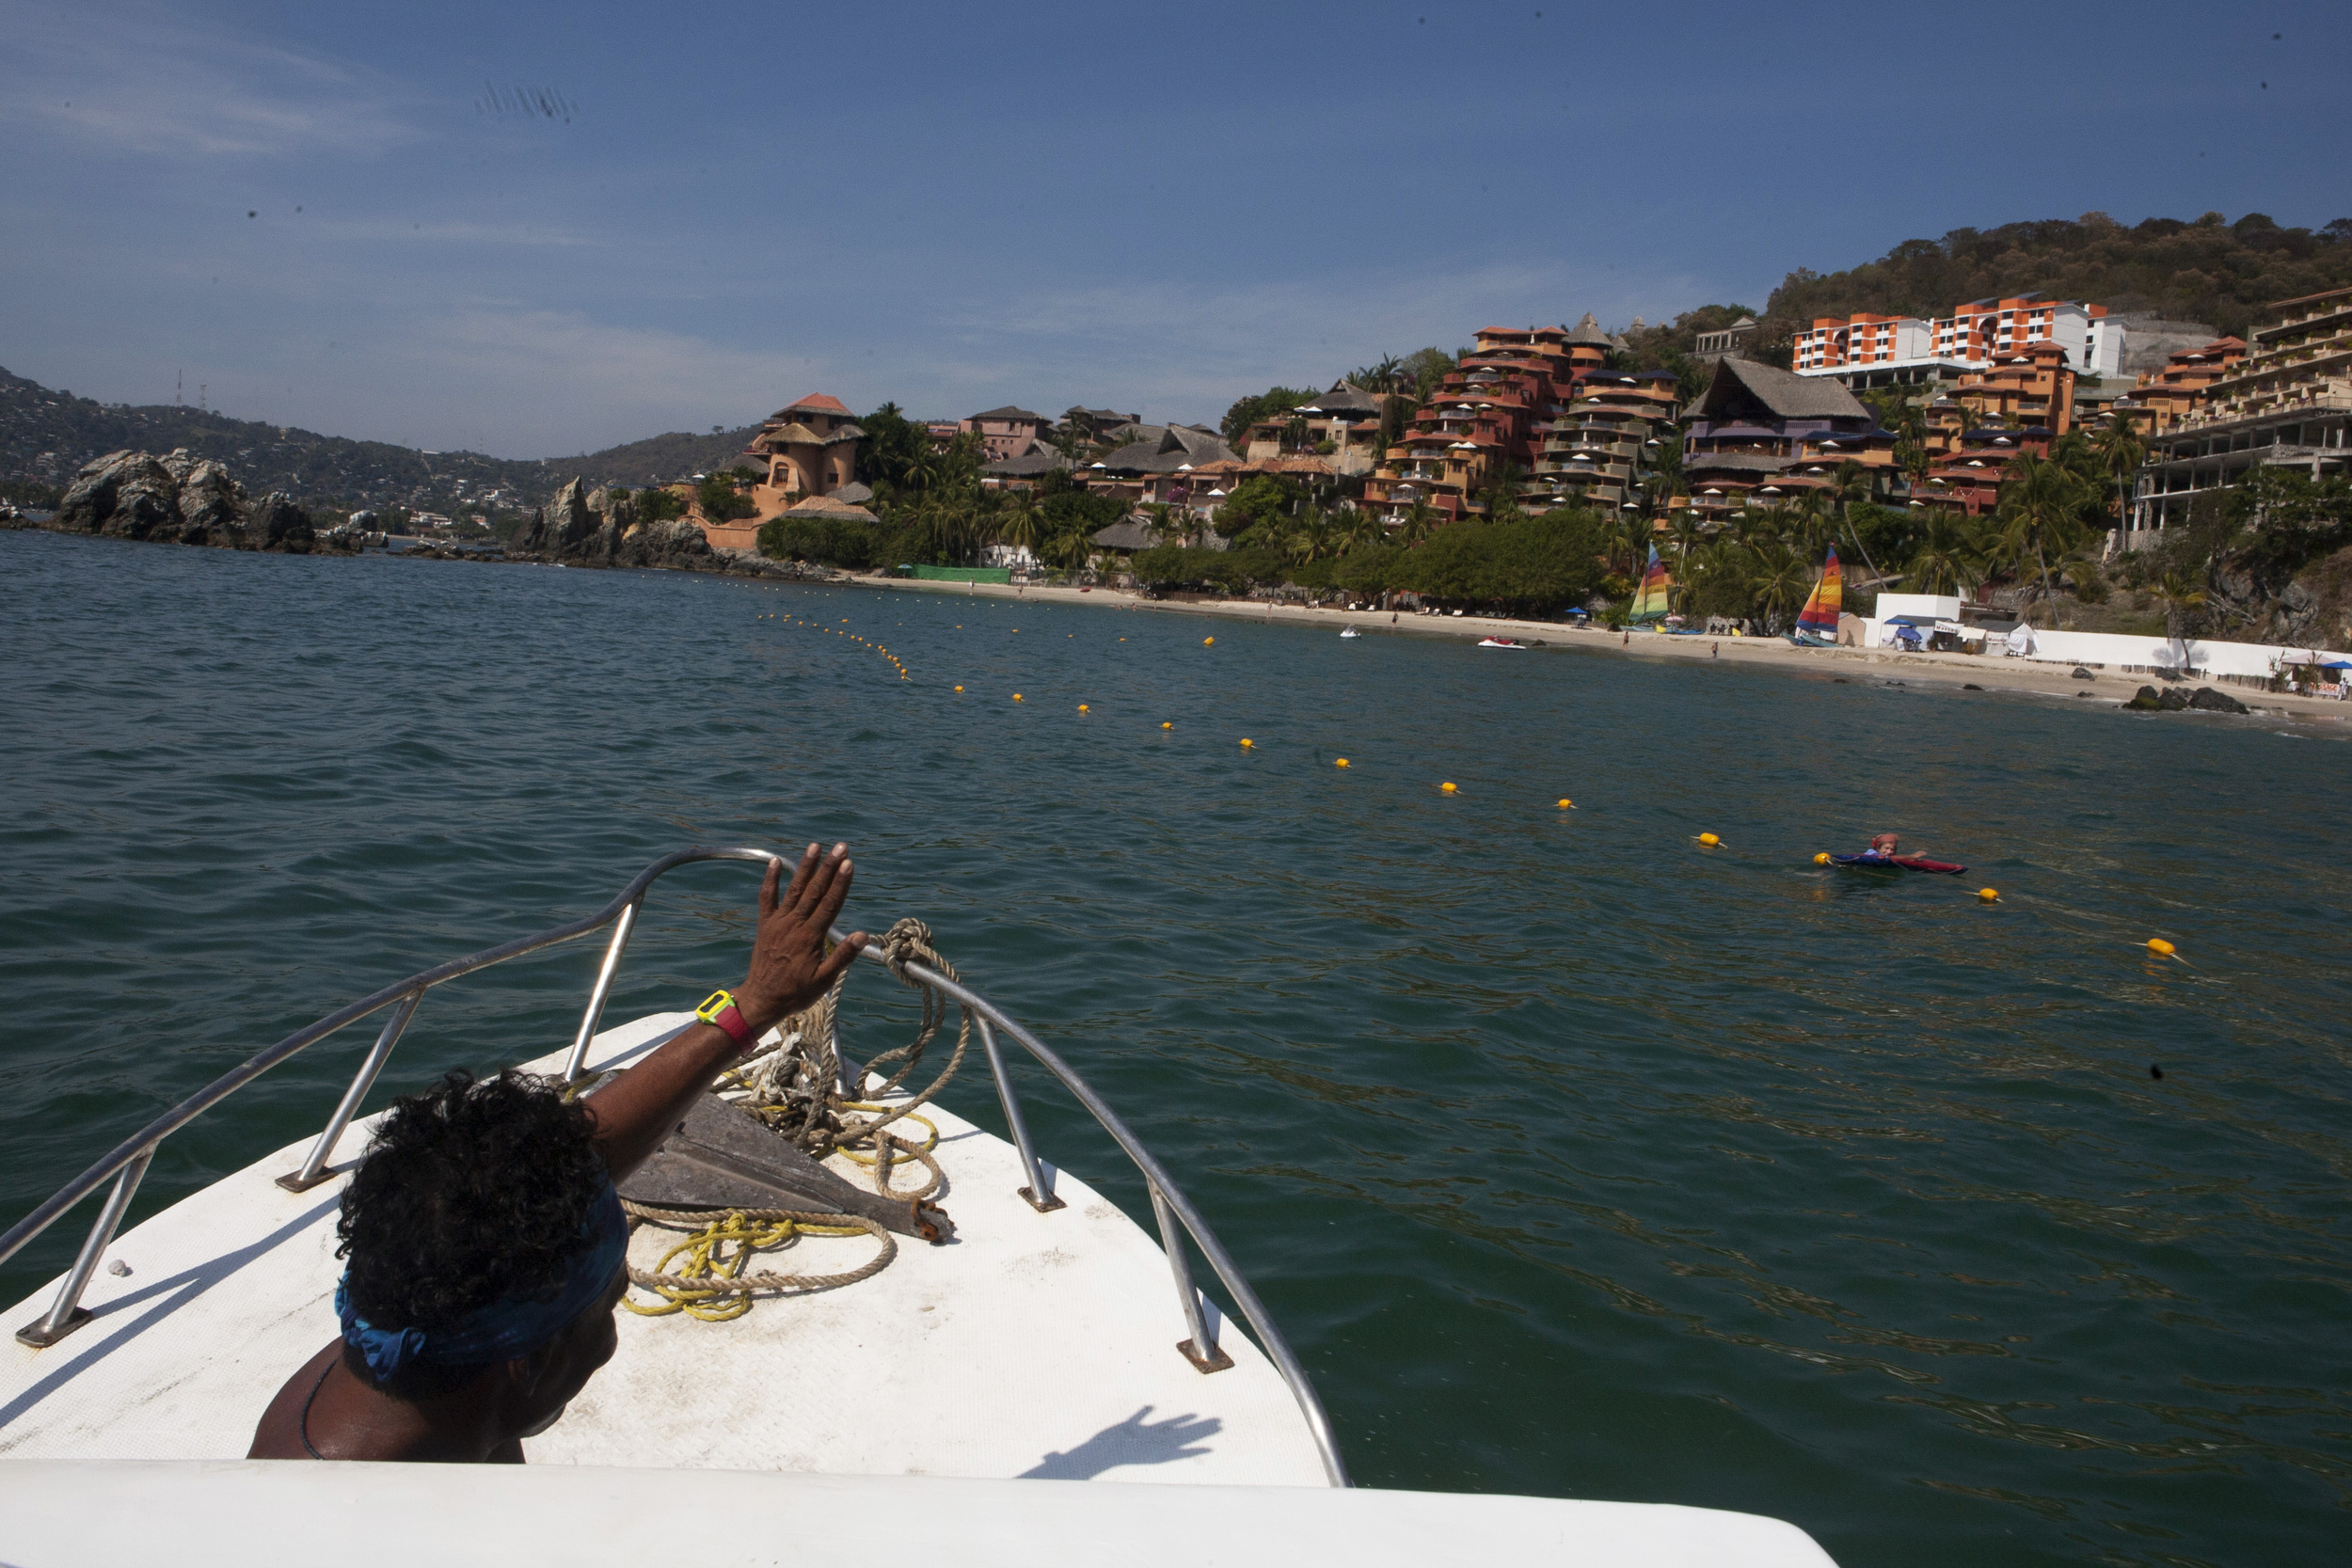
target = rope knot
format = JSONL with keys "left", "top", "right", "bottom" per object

{"left": 878, "top": 916, "right": 943, "bottom": 984}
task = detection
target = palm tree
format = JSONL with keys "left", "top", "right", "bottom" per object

{"left": 995, "top": 490, "right": 1042, "bottom": 557}
{"left": 1398, "top": 499, "right": 1439, "bottom": 546}
{"left": 2149, "top": 570, "right": 2207, "bottom": 670}
{"left": 1749, "top": 541, "right": 1810, "bottom": 633}
{"left": 1994, "top": 452, "right": 2086, "bottom": 628}
{"left": 1905, "top": 512, "right": 1980, "bottom": 597}
{"left": 1829, "top": 459, "right": 1887, "bottom": 584}
{"left": 2092, "top": 409, "right": 2147, "bottom": 538}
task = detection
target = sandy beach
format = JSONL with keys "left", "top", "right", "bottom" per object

{"left": 834, "top": 572, "right": 2352, "bottom": 731}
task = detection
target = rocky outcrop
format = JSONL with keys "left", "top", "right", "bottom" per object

{"left": 2127, "top": 684, "right": 2250, "bottom": 714}
{"left": 505, "top": 476, "right": 755, "bottom": 573}
{"left": 2188, "top": 686, "right": 2249, "bottom": 714}
{"left": 49, "top": 448, "right": 341, "bottom": 553}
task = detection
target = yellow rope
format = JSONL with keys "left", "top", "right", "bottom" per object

{"left": 620, "top": 1207, "right": 893, "bottom": 1321}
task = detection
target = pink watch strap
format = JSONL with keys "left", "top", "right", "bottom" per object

{"left": 707, "top": 1003, "right": 755, "bottom": 1050}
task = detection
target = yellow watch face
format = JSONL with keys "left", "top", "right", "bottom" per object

{"left": 694, "top": 989, "right": 735, "bottom": 1023}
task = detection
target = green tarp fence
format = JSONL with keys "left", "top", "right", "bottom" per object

{"left": 902, "top": 564, "right": 1012, "bottom": 584}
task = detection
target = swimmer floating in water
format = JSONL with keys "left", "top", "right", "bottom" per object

{"left": 1863, "top": 832, "right": 1899, "bottom": 861}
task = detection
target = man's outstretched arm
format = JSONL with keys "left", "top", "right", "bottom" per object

{"left": 585, "top": 843, "right": 866, "bottom": 1180}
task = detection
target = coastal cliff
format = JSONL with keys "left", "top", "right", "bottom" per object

{"left": 52, "top": 448, "right": 340, "bottom": 553}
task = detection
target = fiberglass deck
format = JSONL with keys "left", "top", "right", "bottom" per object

{"left": 0, "top": 1011, "right": 1327, "bottom": 1486}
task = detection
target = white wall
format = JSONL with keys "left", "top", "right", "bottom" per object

{"left": 1874, "top": 593, "right": 1963, "bottom": 622}
{"left": 2009, "top": 627, "right": 2316, "bottom": 679}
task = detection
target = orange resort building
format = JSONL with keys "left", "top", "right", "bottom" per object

{"left": 2134, "top": 286, "right": 2352, "bottom": 536}
{"left": 1679, "top": 358, "right": 1890, "bottom": 519}
{"left": 2111, "top": 338, "right": 2247, "bottom": 435}
{"left": 1914, "top": 342, "right": 2077, "bottom": 517}
{"left": 1792, "top": 295, "right": 2122, "bottom": 389}
{"left": 1361, "top": 317, "right": 1625, "bottom": 526}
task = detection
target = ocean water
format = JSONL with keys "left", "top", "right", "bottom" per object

{"left": 2, "top": 529, "right": 2346, "bottom": 1565}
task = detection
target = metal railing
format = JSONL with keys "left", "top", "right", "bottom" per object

{"left": 0, "top": 847, "right": 1347, "bottom": 1487}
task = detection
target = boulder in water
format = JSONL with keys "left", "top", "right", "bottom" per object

{"left": 2126, "top": 686, "right": 2164, "bottom": 711}
{"left": 246, "top": 494, "right": 314, "bottom": 552}
{"left": 56, "top": 450, "right": 180, "bottom": 539}
{"left": 2188, "top": 686, "right": 2248, "bottom": 714}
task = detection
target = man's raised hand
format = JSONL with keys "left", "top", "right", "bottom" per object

{"left": 734, "top": 843, "right": 867, "bottom": 1032}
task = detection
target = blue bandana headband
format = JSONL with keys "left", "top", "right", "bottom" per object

{"left": 337, "top": 1180, "right": 628, "bottom": 1382}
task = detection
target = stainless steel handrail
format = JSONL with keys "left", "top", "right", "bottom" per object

{"left": 0, "top": 847, "right": 1348, "bottom": 1487}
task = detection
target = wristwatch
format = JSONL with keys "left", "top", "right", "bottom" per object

{"left": 694, "top": 989, "right": 757, "bottom": 1053}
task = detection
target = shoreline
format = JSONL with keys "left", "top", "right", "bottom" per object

{"left": 828, "top": 572, "right": 2352, "bottom": 730}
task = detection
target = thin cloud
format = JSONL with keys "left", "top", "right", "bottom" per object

{"left": 0, "top": 4, "right": 414, "bottom": 158}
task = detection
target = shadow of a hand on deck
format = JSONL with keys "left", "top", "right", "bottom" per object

{"left": 1019, "top": 1404, "right": 1222, "bottom": 1480}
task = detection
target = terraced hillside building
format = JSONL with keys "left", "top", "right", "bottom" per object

{"left": 1360, "top": 320, "right": 1617, "bottom": 526}
{"left": 2134, "top": 286, "right": 2352, "bottom": 535}
{"left": 1680, "top": 358, "right": 1888, "bottom": 518}
{"left": 2110, "top": 338, "right": 2247, "bottom": 435}
{"left": 1533, "top": 372, "right": 1679, "bottom": 512}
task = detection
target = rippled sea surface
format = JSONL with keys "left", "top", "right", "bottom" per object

{"left": 3, "top": 530, "right": 2347, "bottom": 1562}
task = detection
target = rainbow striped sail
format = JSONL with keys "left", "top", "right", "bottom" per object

{"left": 1794, "top": 546, "right": 1841, "bottom": 639}
{"left": 1629, "top": 544, "right": 1671, "bottom": 623}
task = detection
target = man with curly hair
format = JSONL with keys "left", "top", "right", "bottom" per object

{"left": 248, "top": 844, "right": 866, "bottom": 1462}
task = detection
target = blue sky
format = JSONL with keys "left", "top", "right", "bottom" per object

{"left": 6, "top": 2, "right": 2347, "bottom": 456}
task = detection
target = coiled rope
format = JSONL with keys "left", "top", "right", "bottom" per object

{"left": 621, "top": 919, "right": 969, "bottom": 1318}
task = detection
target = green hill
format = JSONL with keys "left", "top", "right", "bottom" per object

{"left": 1761, "top": 211, "right": 2352, "bottom": 360}
{"left": 1620, "top": 211, "right": 2352, "bottom": 377}
{"left": 0, "top": 364, "right": 759, "bottom": 518}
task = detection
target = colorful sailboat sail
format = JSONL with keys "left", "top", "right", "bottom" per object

{"left": 1794, "top": 546, "right": 1841, "bottom": 638}
{"left": 1629, "top": 545, "right": 1671, "bottom": 622}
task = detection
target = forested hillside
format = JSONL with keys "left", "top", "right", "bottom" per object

{"left": 0, "top": 364, "right": 758, "bottom": 517}
{"left": 1619, "top": 212, "right": 2352, "bottom": 381}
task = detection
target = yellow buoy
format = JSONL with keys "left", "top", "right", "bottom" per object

{"left": 2147, "top": 937, "right": 2175, "bottom": 957}
{"left": 1240, "top": 738, "right": 1253, "bottom": 748}
{"left": 1979, "top": 888, "right": 1999, "bottom": 902}
{"left": 1558, "top": 799, "right": 1574, "bottom": 810}
{"left": 1698, "top": 832, "right": 1721, "bottom": 847}
{"left": 1161, "top": 721, "right": 1172, "bottom": 729}
{"left": 1440, "top": 782, "right": 1457, "bottom": 794}
{"left": 1078, "top": 704, "right": 1089, "bottom": 713}
{"left": 1813, "top": 852, "right": 1831, "bottom": 865}
{"left": 1335, "top": 758, "right": 1350, "bottom": 768}
{"left": 1012, "top": 693, "right": 1024, "bottom": 702}
{"left": 1203, "top": 637, "right": 1215, "bottom": 645}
